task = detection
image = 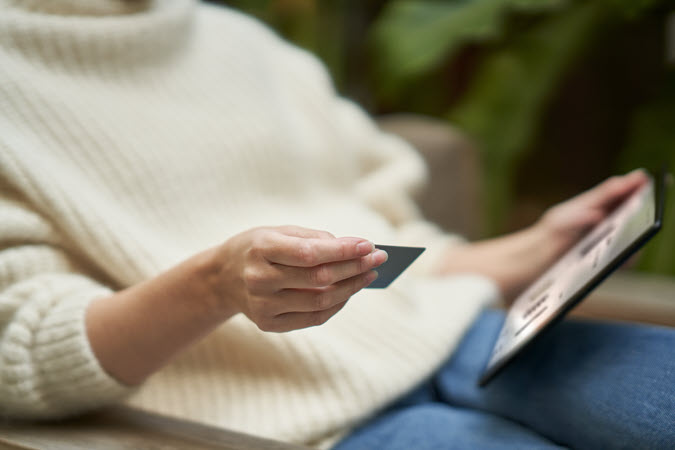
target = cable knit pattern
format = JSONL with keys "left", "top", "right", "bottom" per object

{"left": 0, "top": 1, "right": 498, "bottom": 447}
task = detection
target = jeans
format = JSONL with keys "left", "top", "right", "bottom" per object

{"left": 335, "top": 310, "right": 675, "bottom": 449}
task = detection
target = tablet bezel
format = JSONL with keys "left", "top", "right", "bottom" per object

{"left": 478, "top": 169, "right": 667, "bottom": 386}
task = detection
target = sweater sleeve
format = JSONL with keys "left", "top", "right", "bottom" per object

{"left": 0, "top": 193, "right": 132, "bottom": 419}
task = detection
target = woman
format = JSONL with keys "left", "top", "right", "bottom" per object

{"left": 0, "top": 1, "right": 672, "bottom": 448}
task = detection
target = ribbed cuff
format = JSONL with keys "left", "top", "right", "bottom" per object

{"left": 2, "top": 275, "right": 133, "bottom": 419}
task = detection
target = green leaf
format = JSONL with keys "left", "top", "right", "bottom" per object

{"left": 447, "top": 2, "right": 605, "bottom": 233}
{"left": 370, "top": 0, "right": 566, "bottom": 94}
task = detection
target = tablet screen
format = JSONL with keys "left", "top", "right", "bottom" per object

{"left": 479, "top": 172, "right": 665, "bottom": 385}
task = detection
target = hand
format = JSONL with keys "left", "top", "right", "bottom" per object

{"left": 438, "top": 170, "right": 649, "bottom": 303}
{"left": 207, "top": 226, "right": 387, "bottom": 332}
{"left": 537, "top": 169, "right": 649, "bottom": 255}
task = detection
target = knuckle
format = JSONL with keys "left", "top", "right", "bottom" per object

{"left": 338, "top": 241, "right": 348, "bottom": 260}
{"left": 314, "top": 292, "right": 333, "bottom": 310}
{"left": 247, "top": 245, "right": 264, "bottom": 261}
{"left": 311, "top": 265, "right": 332, "bottom": 286}
{"left": 243, "top": 267, "right": 266, "bottom": 292}
{"left": 250, "top": 227, "right": 267, "bottom": 239}
{"left": 249, "top": 234, "right": 268, "bottom": 256}
{"left": 296, "top": 241, "right": 316, "bottom": 266}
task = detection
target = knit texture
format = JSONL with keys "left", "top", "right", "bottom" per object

{"left": 0, "top": 1, "right": 498, "bottom": 446}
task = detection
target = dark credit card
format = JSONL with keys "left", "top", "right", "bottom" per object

{"left": 365, "top": 245, "right": 426, "bottom": 288}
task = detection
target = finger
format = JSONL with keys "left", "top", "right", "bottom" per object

{"left": 263, "top": 234, "right": 375, "bottom": 267}
{"left": 580, "top": 170, "right": 649, "bottom": 210}
{"left": 562, "top": 209, "right": 605, "bottom": 239}
{"left": 267, "top": 299, "right": 350, "bottom": 332}
{"left": 573, "top": 208, "right": 605, "bottom": 229}
{"left": 272, "top": 249, "right": 387, "bottom": 288}
{"left": 271, "top": 270, "right": 378, "bottom": 314}
{"left": 275, "top": 225, "right": 335, "bottom": 240}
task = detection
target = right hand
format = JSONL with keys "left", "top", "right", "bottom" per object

{"left": 206, "top": 226, "right": 387, "bottom": 332}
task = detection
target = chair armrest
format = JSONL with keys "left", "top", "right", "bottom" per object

{"left": 570, "top": 271, "right": 675, "bottom": 327}
{"left": 0, "top": 406, "right": 309, "bottom": 450}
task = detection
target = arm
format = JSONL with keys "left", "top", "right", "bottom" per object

{"left": 1, "top": 189, "right": 385, "bottom": 417}
{"left": 260, "top": 41, "right": 647, "bottom": 299}
{"left": 438, "top": 170, "right": 649, "bottom": 302}
{"left": 86, "top": 226, "right": 386, "bottom": 386}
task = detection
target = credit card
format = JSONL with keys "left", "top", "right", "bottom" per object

{"left": 365, "top": 245, "right": 426, "bottom": 288}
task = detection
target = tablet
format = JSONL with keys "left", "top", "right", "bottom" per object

{"left": 479, "top": 169, "right": 668, "bottom": 386}
{"left": 366, "top": 245, "right": 425, "bottom": 288}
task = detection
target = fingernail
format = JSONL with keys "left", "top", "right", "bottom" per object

{"left": 366, "top": 270, "right": 378, "bottom": 284}
{"left": 371, "top": 249, "right": 388, "bottom": 265}
{"left": 356, "top": 241, "right": 374, "bottom": 255}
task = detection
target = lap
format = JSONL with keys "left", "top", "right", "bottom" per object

{"left": 436, "top": 309, "right": 675, "bottom": 449}
{"left": 337, "top": 309, "right": 675, "bottom": 450}
{"left": 334, "top": 400, "right": 563, "bottom": 450}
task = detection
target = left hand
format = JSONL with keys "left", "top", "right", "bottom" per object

{"left": 439, "top": 169, "right": 649, "bottom": 303}
{"left": 537, "top": 169, "right": 649, "bottom": 255}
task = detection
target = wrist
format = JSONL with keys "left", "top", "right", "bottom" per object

{"left": 191, "top": 247, "right": 239, "bottom": 321}
{"left": 86, "top": 252, "right": 237, "bottom": 385}
{"left": 473, "top": 224, "right": 563, "bottom": 302}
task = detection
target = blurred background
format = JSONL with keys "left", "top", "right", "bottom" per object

{"left": 218, "top": 0, "right": 675, "bottom": 278}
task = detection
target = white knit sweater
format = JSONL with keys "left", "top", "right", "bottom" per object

{"left": 0, "top": 0, "right": 498, "bottom": 446}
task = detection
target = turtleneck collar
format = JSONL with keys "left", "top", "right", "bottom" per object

{"left": 0, "top": 0, "right": 157, "bottom": 16}
{"left": 0, "top": 0, "right": 195, "bottom": 70}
